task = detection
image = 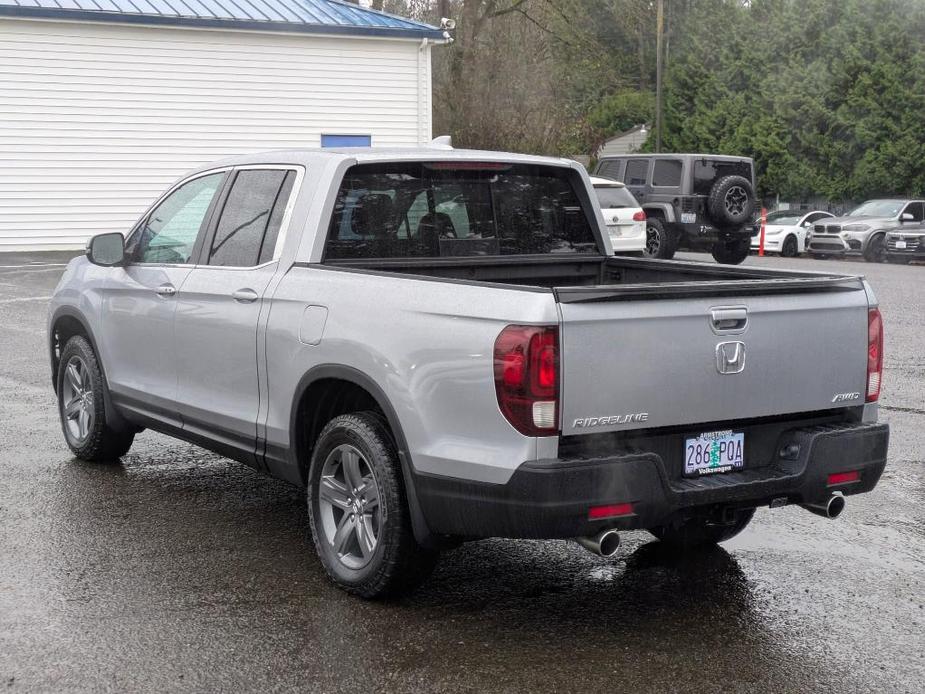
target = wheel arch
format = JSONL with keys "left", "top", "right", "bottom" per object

{"left": 641, "top": 203, "right": 675, "bottom": 223}
{"left": 289, "top": 364, "right": 435, "bottom": 546}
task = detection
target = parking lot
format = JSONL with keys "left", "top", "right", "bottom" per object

{"left": 0, "top": 252, "right": 922, "bottom": 693}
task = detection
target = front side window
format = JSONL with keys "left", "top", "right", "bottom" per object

{"left": 325, "top": 162, "right": 598, "bottom": 260}
{"left": 624, "top": 159, "right": 649, "bottom": 186}
{"left": 596, "top": 159, "right": 623, "bottom": 181}
{"left": 127, "top": 172, "right": 224, "bottom": 264}
{"left": 901, "top": 201, "right": 925, "bottom": 222}
{"left": 208, "top": 169, "right": 295, "bottom": 267}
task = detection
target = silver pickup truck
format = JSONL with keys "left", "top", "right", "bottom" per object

{"left": 49, "top": 148, "right": 889, "bottom": 598}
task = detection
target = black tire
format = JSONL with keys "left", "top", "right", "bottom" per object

{"left": 781, "top": 234, "right": 799, "bottom": 258}
{"left": 643, "top": 217, "right": 676, "bottom": 259}
{"left": 56, "top": 336, "right": 134, "bottom": 462}
{"left": 651, "top": 508, "right": 755, "bottom": 550}
{"left": 864, "top": 234, "right": 886, "bottom": 263}
{"left": 307, "top": 412, "right": 438, "bottom": 599}
{"left": 711, "top": 238, "right": 751, "bottom": 265}
{"left": 706, "top": 175, "right": 755, "bottom": 227}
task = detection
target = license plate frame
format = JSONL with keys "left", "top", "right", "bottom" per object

{"left": 683, "top": 430, "right": 745, "bottom": 477}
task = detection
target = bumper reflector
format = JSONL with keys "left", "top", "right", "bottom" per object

{"left": 588, "top": 503, "right": 634, "bottom": 520}
{"left": 828, "top": 470, "right": 860, "bottom": 485}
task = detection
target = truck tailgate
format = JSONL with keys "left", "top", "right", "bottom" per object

{"left": 558, "top": 287, "right": 870, "bottom": 436}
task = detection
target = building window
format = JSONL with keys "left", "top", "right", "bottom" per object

{"left": 321, "top": 134, "right": 372, "bottom": 148}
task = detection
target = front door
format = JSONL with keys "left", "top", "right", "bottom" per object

{"left": 174, "top": 167, "right": 298, "bottom": 463}
{"left": 100, "top": 171, "right": 226, "bottom": 427}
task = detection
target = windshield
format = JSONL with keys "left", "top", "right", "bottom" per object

{"left": 594, "top": 185, "right": 638, "bottom": 209}
{"left": 765, "top": 212, "right": 803, "bottom": 226}
{"left": 849, "top": 200, "right": 905, "bottom": 217}
{"left": 325, "top": 162, "right": 599, "bottom": 260}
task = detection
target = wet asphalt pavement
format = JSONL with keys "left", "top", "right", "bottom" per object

{"left": 0, "top": 251, "right": 922, "bottom": 693}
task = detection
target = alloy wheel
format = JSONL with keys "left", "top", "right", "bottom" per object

{"left": 645, "top": 226, "right": 662, "bottom": 255}
{"left": 61, "top": 356, "right": 94, "bottom": 443}
{"left": 318, "top": 444, "right": 382, "bottom": 570}
{"left": 723, "top": 186, "right": 748, "bottom": 216}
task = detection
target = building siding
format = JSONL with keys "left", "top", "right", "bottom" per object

{"left": 0, "top": 18, "right": 431, "bottom": 250}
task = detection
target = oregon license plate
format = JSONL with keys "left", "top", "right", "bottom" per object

{"left": 684, "top": 430, "right": 745, "bottom": 477}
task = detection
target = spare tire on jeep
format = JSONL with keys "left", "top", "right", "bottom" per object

{"left": 707, "top": 175, "right": 755, "bottom": 228}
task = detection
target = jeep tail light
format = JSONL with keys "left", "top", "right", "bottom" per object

{"left": 866, "top": 308, "right": 883, "bottom": 402}
{"left": 494, "top": 325, "right": 559, "bottom": 436}
{"left": 632, "top": 210, "right": 646, "bottom": 222}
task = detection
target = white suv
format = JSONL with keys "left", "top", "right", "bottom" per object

{"left": 591, "top": 176, "right": 646, "bottom": 254}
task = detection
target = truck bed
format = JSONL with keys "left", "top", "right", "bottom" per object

{"left": 323, "top": 254, "right": 865, "bottom": 301}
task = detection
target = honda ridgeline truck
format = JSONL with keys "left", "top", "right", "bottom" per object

{"left": 49, "top": 148, "right": 889, "bottom": 598}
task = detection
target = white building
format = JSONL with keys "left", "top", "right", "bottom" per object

{"left": 0, "top": 0, "right": 444, "bottom": 251}
{"left": 597, "top": 124, "right": 649, "bottom": 159}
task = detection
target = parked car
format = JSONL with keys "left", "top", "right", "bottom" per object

{"left": 750, "top": 210, "right": 834, "bottom": 257}
{"left": 884, "top": 226, "right": 925, "bottom": 263}
{"left": 593, "top": 153, "right": 758, "bottom": 264}
{"left": 590, "top": 175, "right": 646, "bottom": 254}
{"left": 806, "top": 198, "right": 925, "bottom": 262}
{"left": 50, "top": 148, "right": 888, "bottom": 599}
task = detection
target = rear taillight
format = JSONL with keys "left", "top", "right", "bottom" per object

{"left": 632, "top": 210, "right": 646, "bottom": 222}
{"left": 494, "top": 325, "right": 559, "bottom": 436}
{"left": 866, "top": 308, "right": 883, "bottom": 402}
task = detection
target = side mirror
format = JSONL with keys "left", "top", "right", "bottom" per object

{"left": 901, "top": 212, "right": 914, "bottom": 222}
{"left": 86, "top": 232, "right": 125, "bottom": 267}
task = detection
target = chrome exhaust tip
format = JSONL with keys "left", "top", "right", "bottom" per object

{"left": 801, "top": 493, "right": 846, "bottom": 519}
{"left": 576, "top": 529, "right": 622, "bottom": 557}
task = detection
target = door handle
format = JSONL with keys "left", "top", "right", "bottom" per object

{"left": 710, "top": 306, "right": 748, "bottom": 334}
{"left": 232, "top": 288, "right": 259, "bottom": 303}
{"left": 155, "top": 284, "right": 177, "bottom": 297}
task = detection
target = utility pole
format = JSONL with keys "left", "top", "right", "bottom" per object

{"left": 655, "top": 0, "right": 664, "bottom": 153}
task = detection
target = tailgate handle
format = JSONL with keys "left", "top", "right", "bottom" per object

{"left": 710, "top": 307, "right": 748, "bottom": 334}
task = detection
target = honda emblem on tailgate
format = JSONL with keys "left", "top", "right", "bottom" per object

{"left": 716, "top": 341, "right": 746, "bottom": 374}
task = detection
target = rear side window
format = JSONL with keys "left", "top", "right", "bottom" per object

{"left": 652, "top": 159, "right": 683, "bottom": 187}
{"left": 324, "top": 162, "right": 598, "bottom": 260}
{"left": 624, "top": 159, "right": 649, "bottom": 186}
{"left": 594, "top": 185, "right": 638, "bottom": 209}
{"left": 208, "top": 169, "right": 295, "bottom": 267}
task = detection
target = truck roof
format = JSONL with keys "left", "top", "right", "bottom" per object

{"left": 189, "top": 147, "right": 583, "bottom": 176}
{"left": 599, "top": 153, "right": 754, "bottom": 163}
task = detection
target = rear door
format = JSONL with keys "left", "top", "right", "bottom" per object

{"left": 557, "top": 289, "right": 870, "bottom": 436}
{"left": 173, "top": 166, "right": 299, "bottom": 461}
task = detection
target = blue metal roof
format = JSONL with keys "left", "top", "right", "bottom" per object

{"left": 0, "top": 0, "right": 443, "bottom": 39}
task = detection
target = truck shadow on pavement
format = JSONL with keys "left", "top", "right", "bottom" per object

{"left": 35, "top": 446, "right": 850, "bottom": 692}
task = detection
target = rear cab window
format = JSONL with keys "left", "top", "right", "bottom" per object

{"left": 692, "top": 159, "right": 754, "bottom": 195}
{"left": 324, "top": 162, "right": 599, "bottom": 260}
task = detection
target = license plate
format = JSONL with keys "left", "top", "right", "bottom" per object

{"left": 680, "top": 212, "right": 697, "bottom": 224}
{"left": 608, "top": 227, "right": 623, "bottom": 237}
{"left": 895, "top": 240, "right": 907, "bottom": 249}
{"left": 684, "top": 430, "right": 745, "bottom": 477}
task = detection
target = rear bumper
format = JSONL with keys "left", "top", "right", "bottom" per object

{"left": 416, "top": 421, "right": 888, "bottom": 539}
